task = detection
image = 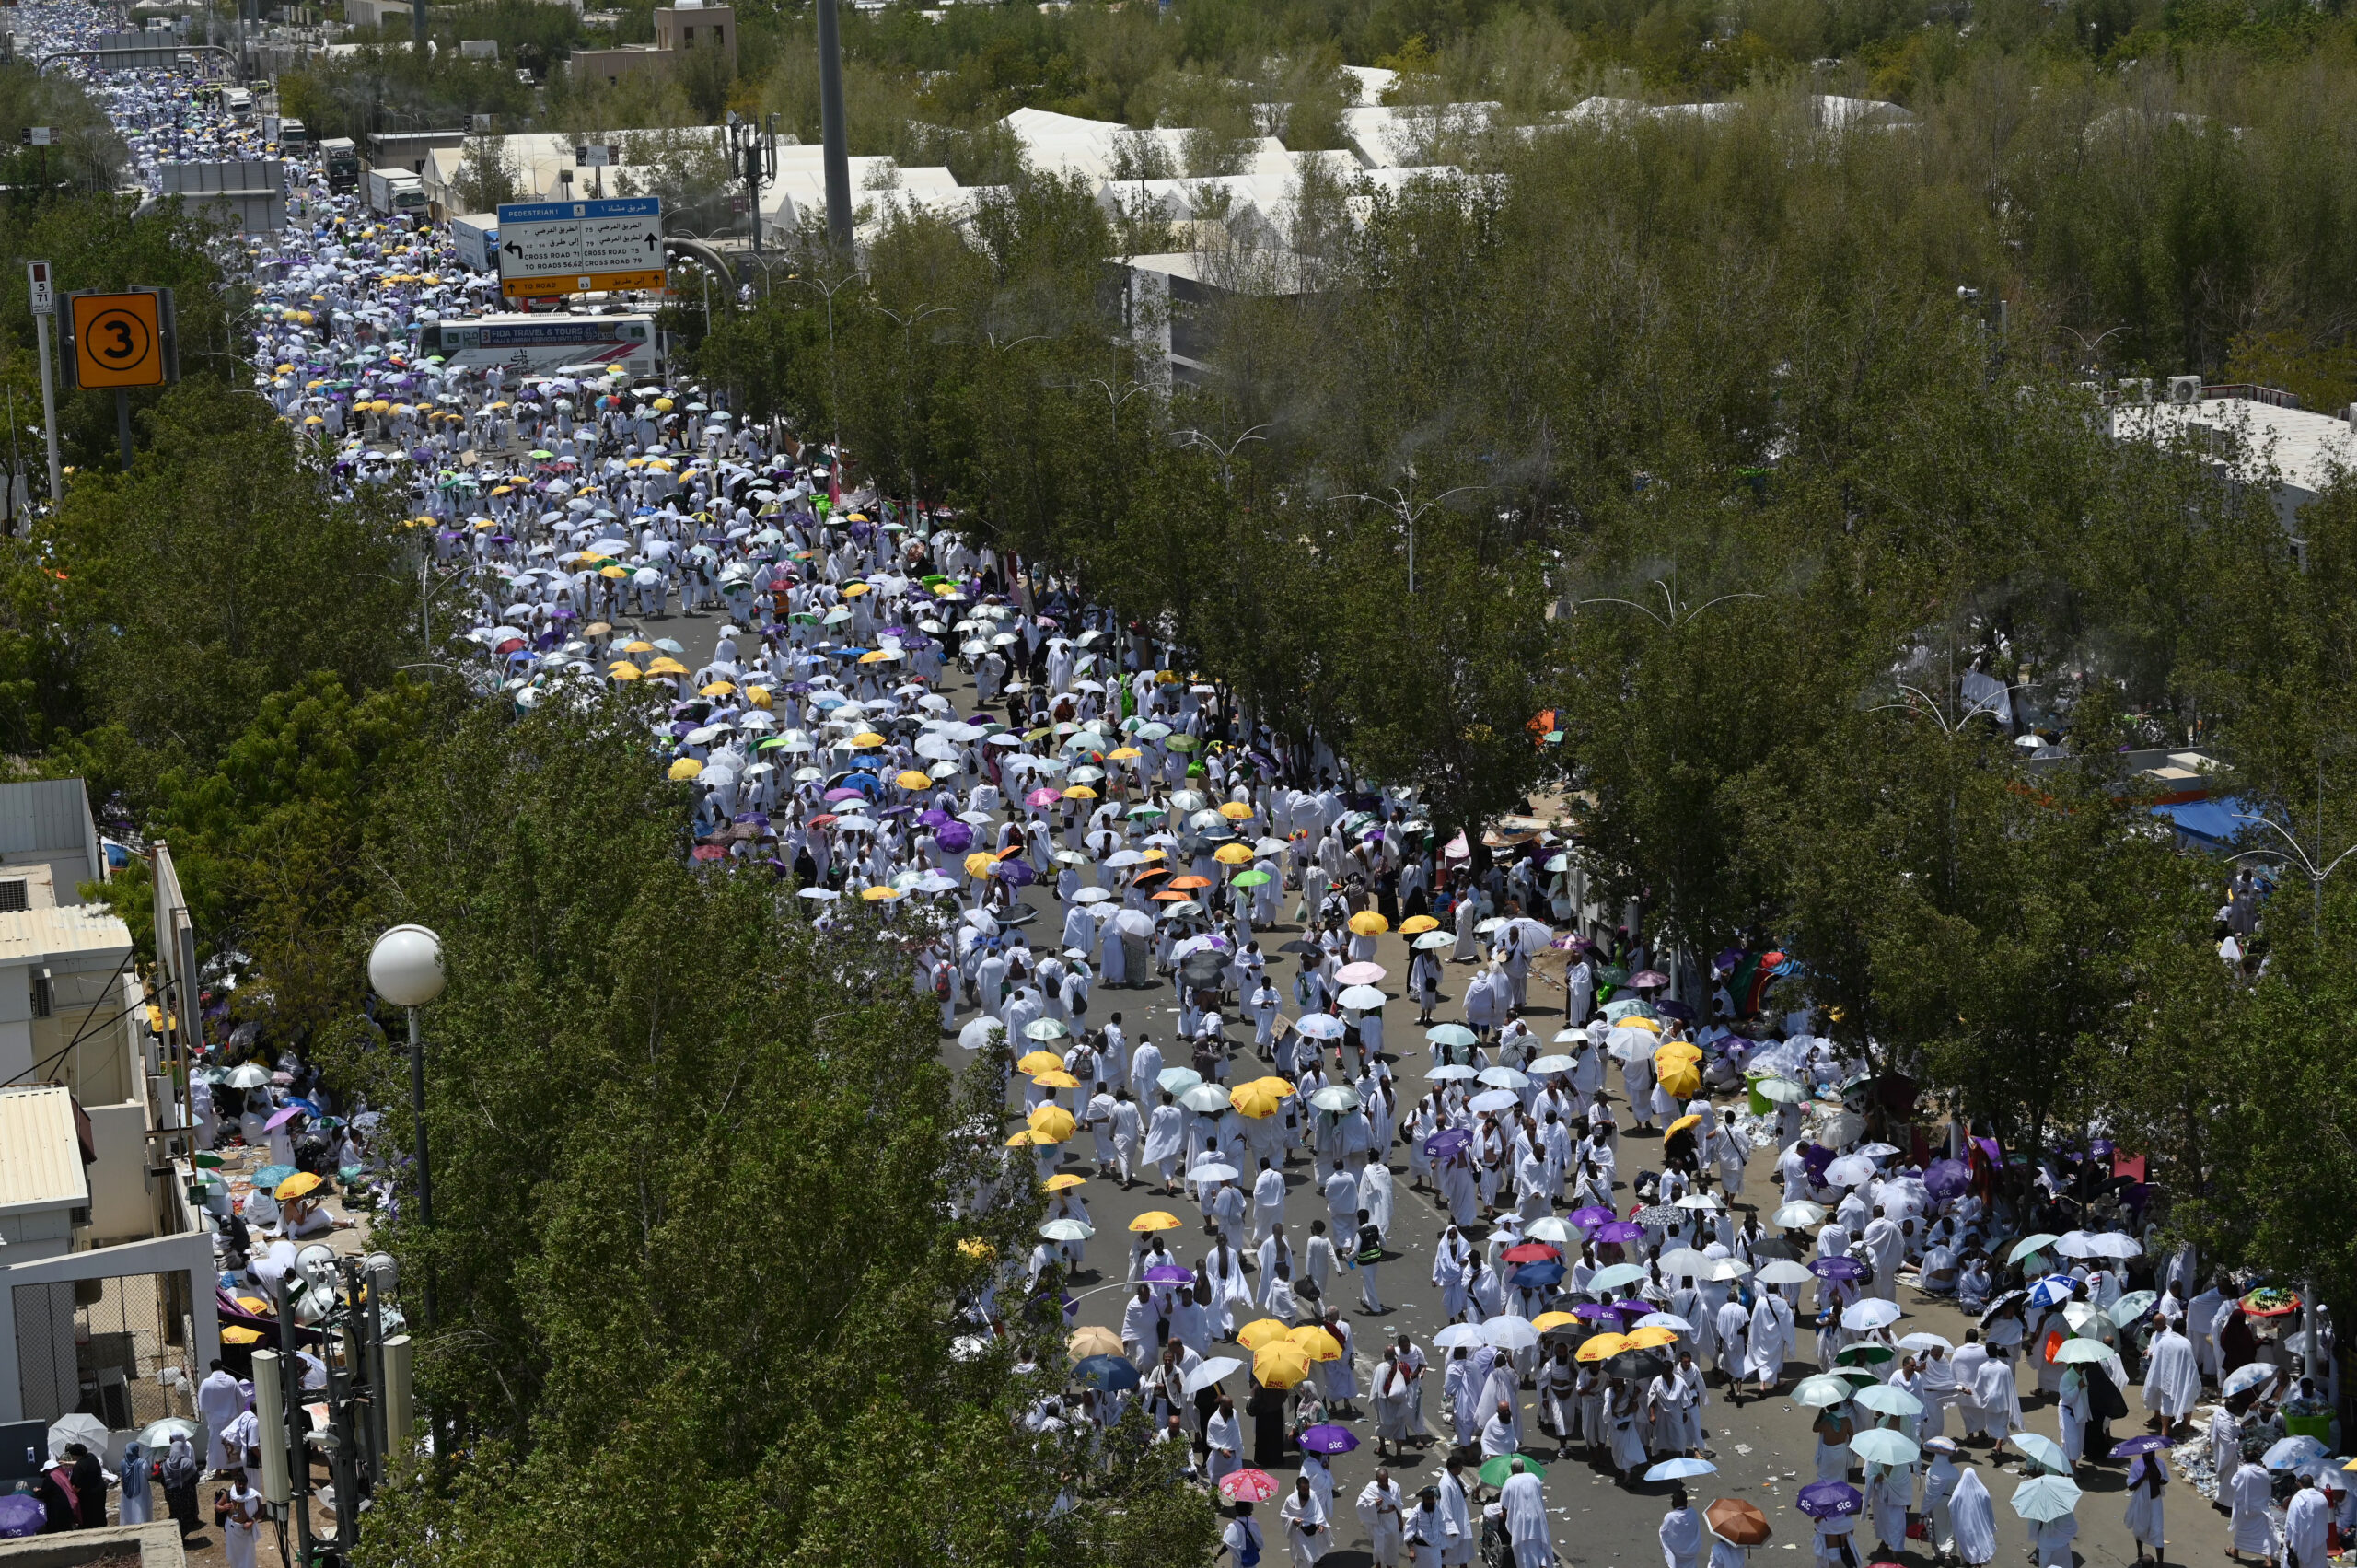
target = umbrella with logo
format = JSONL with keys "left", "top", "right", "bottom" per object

{"left": 1795, "top": 1481, "right": 1862, "bottom": 1520}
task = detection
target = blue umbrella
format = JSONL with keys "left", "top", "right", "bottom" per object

{"left": 1511, "top": 1260, "right": 1567, "bottom": 1289}
{"left": 2026, "top": 1274, "right": 2077, "bottom": 1308}
{"left": 253, "top": 1164, "right": 297, "bottom": 1191}
{"left": 1071, "top": 1354, "right": 1140, "bottom": 1392}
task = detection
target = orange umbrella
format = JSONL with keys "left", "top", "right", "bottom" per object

{"left": 1169, "top": 875, "right": 1212, "bottom": 889}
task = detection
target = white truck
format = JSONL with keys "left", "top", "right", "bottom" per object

{"left": 450, "top": 213, "right": 498, "bottom": 273}
{"left": 364, "top": 167, "right": 427, "bottom": 224}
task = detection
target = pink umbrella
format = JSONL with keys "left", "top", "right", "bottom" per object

{"left": 1025, "top": 787, "right": 1062, "bottom": 807}
{"left": 1336, "top": 961, "right": 1387, "bottom": 985}
{"left": 264, "top": 1107, "right": 305, "bottom": 1130}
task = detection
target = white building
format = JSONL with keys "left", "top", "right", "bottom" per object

{"left": 2114, "top": 389, "right": 2357, "bottom": 535}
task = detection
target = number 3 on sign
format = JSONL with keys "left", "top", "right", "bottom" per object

{"left": 67, "top": 291, "right": 171, "bottom": 389}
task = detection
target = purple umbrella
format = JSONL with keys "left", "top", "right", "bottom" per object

{"left": 1810, "top": 1256, "right": 1866, "bottom": 1281}
{"left": 2112, "top": 1435, "right": 2174, "bottom": 1458}
{"left": 0, "top": 1494, "right": 42, "bottom": 1537}
{"left": 265, "top": 1106, "right": 305, "bottom": 1130}
{"left": 920, "top": 808, "right": 953, "bottom": 828}
{"left": 1595, "top": 1221, "right": 1646, "bottom": 1244}
{"left": 1423, "top": 1128, "right": 1473, "bottom": 1159}
{"left": 1142, "top": 1264, "right": 1195, "bottom": 1286}
{"left": 1568, "top": 1205, "right": 1619, "bottom": 1230}
{"left": 993, "top": 859, "right": 1039, "bottom": 887}
{"left": 824, "top": 787, "right": 867, "bottom": 802}
{"left": 1573, "top": 1302, "right": 1619, "bottom": 1320}
{"left": 1795, "top": 1481, "right": 1861, "bottom": 1519}
{"left": 1610, "top": 1297, "right": 1655, "bottom": 1319}
{"left": 1297, "top": 1423, "right": 1361, "bottom": 1455}
{"left": 936, "top": 821, "right": 974, "bottom": 852}
{"left": 1923, "top": 1158, "right": 1970, "bottom": 1200}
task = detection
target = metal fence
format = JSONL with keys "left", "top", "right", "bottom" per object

{"left": 12, "top": 1271, "right": 195, "bottom": 1428}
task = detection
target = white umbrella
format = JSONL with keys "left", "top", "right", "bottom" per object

{"left": 1180, "top": 1086, "right": 1232, "bottom": 1115}
{"left": 1189, "top": 1161, "right": 1241, "bottom": 1182}
{"left": 1295, "top": 1015, "right": 1347, "bottom": 1040}
{"left": 1657, "top": 1247, "right": 1714, "bottom": 1276}
{"left": 1025, "top": 1018, "right": 1072, "bottom": 1041}
{"left": 47, "top": 1411, "right": 109, "bottom": 1459}
{"left": 1039, "top": 1219, "right": 1094, "bottom": 1241}
{"left": 1433, "top": 1322, "right": 1487, "bottom": 1349}
{"left": 1481, "top": 1314, "right": 1539, "bottom": 1351}
{"left": 1841, "top": 1298, "right": 1902, "bottom": 1331}
{"left": 1184, "top": 1356, "right": 1243, "bottom": 1395}
{"left": 1706, "top": 1258, "right": 1752, "bottom": 1282}
{"left": 1308, "top": 1086, "right": 1362, "bottom": 1112}
{"left": 1824, "top": 1155, "right": 1878, "bottom": 1188}
{"left": 1755, "top": 1259, "right": 1817, "bottom": 1286}
{"left": 1477, "top": 1066, "right": 1529, "bottom": 1089}
{"left": 1771, "top": 1202, "right": 1828, "bottom": 1228}
{"left": 1338, "top": 985, "right": 1387, "bottom": 1011}
{"left": 1527, "top": 1054, "right": 1575, "bottom": 1074}
{"left": 957, "top": 1017, "right": 1004, "bottom": 1051}
{"left": 1425, "top": 1064, "right": 1478, "bottom": 1082}
{"left": 1469, "top": 1089, "right": 1520, "bottom": 1114}
{"left": 1526, "top": 1216, "right": 1578, "bottom": 1244}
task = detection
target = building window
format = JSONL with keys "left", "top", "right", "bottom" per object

{"left": 0, "top": 878, "right": 25, "bottom": 912}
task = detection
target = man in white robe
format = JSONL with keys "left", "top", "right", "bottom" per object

{"left": 1973, "top": 1344, "right": 2023, "bottom": 1437}
{"left": 1358, "top": 1471, "right": 1408, "bottom": 1568}
{"left": 2141, "top": 1324, "right": 2202, "bottom": 1429}
{"left": 2285, "top": 1479, "right": 2330, "bottom": 1568}
{"left": 1283, "top": 1476, "right": 1333, "bottom": 1565}
{"left": 1404, "top": 1487, "right": 1457, "bottom": 1568}
{"left": 1747, "top": 1290, "right": 1795, "bottom": 1396}
{"left": 2228, "top": 1459, "right": 2278, "bottom": 1562}
{"left": 1501, "top": 1460, "right": 1553, "bottom": 1568}
{"left": 1658, "top": 1489, "right": 1705, "bottom": 1568}
{"left": 197, "top": 1361, "right": 243, "bottom": 1473}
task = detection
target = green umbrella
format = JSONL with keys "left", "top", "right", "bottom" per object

{"left": 529, "top": 448, "right": 556, "bottom": 459}
{"left": 1232, "top": 870, "right": 1272, "bottom": 887}
{"left": 1479, "top": 1453, "right": 1548, "bottom": 1488}
{"left": 1837, "top": 1342, "right": 1894, "bottom": 1365}
{"left": 1167, "top": 734, "right": 1198, "bottom": 751}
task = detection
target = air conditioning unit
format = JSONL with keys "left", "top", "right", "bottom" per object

{"left": 2167, "top": 375, "right": 2203, "bottom": 405}
{"left": 2117, "top": 377, "right": 2153, "bottom": 405}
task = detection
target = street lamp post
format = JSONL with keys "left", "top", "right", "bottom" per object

{"left": 1333, "top": 482, "right": 1493, "bottom": 595}
{"left": 368, "top": 924, "right": 446, "bottom": 1324}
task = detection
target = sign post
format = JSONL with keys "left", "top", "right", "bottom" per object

{"left": 493, "top": 195, "right": 664, "bottom": 300}
{"left": 62, "top": 287, "right": 180, "bottom": 471}
{"left": 26, "top": 261, "right": 58, "bottom": 504}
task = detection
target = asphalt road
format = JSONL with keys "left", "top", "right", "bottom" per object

{"left": 655, "top": 593, "right": 2236, "bottom": 1568}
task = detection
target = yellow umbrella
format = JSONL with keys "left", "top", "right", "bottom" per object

{"left": 858, "top": 649, "right": 897, "bottom": 664}
{"left": 1576, "top": 1332, "right": 1631, "bottom": 1362}
{"left": 1108, "top": 746, "right": 1143, "bottom": 761}
{"left": 1043, "top": 1173, "right": 1087, "bottom": 1192}
{"left": 1533, "top": 1311, "right": 1580, "bottom": 1331}
{"left": 600, "top": 564, "right": 630, "bottom": 579}
{"left": 849, "top": 732, "right": 886, "bottom": 749}
{"left": 1236, "top": 1318, "right": 1295, "bottom": 1351}
{"left": 610, "top": 665, "right": 643, "bottom": 682}
{"left": 859, "top": 886, "right": 901, "bottom": 901}
{"left": 1062, "top": 784, "right": 1099, "bottom": 799}
{"left": 747, "top": 686, "right": 773, "bottom": 709}
{"left": 700, "top": 680, "right": 737, "bottom": 697}
{"left": 1626, "top": 1325, "right": 1680, "bottom": 1349}
{"left": 1005, "top": 1129, "right": 1056, "bottom": 1147}
{"left": 1400, "top": 914, "right": 1441, "bottom": 935}
{"left": 842, "top": 582, "right": 871, "bottom": 597}
{"left": 221, "top": 1325, "right": 266, "bottom": 1345}
{"left": 1213, "top": 842, "right": 1254, "bottom": 865}
{"left": 1665, "top": 1112, "right": 1704, "bottom": 1142}
{"left": 1660, "top": 1064, "right": 1702, "bottom": 1099}
{"left": 965, "top": 851, "right": 997, "bottom": 879}
{"left": 646, "top": 657, "right": 691, "bottom": 676}
{"left": 668, "top": 758, "right": 703, "bottom": 781}
{"left": 1027, "top": 1105, "right": 1076, "bottom": 1142}
{"left": 274, "top": 1170, "right": 324, "bottom": 1201}
{"left": 1230, "top": 1078, "right": 1291, "bottom": 1119}
{"left": 1655, "top": 1040, "right": 1702, "bottom": 1064}
{"left": 1218, "top": 801, "right": 1253, "bottom": 820}
{"left": 1069, "top": 1324, "right": 1123, "bottom": 1357}
{"left": 1620, "top": 1015, "right": 1664, "bottom": 1036}
{"left": 1129, "top": 1211, "right": 1184, "bottom": 1232}
{"left": 1289, "top": 1324, "right": 1343, "bottom": 1362}
{"left": 1031, "top": 1069, "right": 1079, "bottom": 1088}
{"left": 896, "top": 770, "right": 935, "bottom": 789}
{"left": 1349, "top": 911, "right": 1390, "bottom": 935}
{"left": 1017, "top": 1051, "right": 1065, "bottom": 1074}
{"left": 1254, "top": 1342, "right": 1314, "bottom": 1388}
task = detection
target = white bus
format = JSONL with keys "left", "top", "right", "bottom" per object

{"left": 419, "top": 312, "right": 661, "bottom": 378}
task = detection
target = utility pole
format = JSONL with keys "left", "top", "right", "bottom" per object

{"left": 815, "top": 0, "right": 852, "bottom": 252}
{"left": 26, "top": 261, "right": 59, "bottom": 505}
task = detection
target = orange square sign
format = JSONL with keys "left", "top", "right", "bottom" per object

{"left": 68, "top": 291, "right": 169, "bottom": 389}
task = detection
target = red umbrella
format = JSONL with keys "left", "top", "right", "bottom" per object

{"left": 1503, "top": 1242, "right": 1562, "bottom": 1263}
{"left": 1219, "top": 1469, "right": 1280, "bottom": 1503}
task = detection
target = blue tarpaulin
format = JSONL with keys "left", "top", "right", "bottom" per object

{"left": 2152, "top": 796, "right": 2258, "bottom": 851}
